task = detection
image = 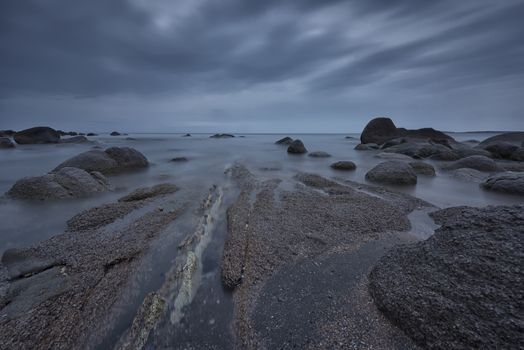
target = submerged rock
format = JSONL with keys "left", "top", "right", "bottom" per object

{"left": 376, "top": 152, "right": 413, "bottom": 161}
{"left": 110, "top": 131, "right": 121, "bottom": 136}
{"left": 308, "top": 151, "right": 331, "bottom": 158}
{"left": 0, "top": 137, "right": 15, "bottom": 149}
{"left": 287, "top": 139, "right": 307, "bottom": 154}
{"left": 408, "top": 161, "right": 436, "bottom": 176}
{"left": 355, "top": 143, "right": 379, "bottom": 150}
{"left": 183, "top": 133, "right": 191, "bottom": 137}
{"left": 6, "top": 167, "right": 110, "bottom": 200}
{"left": 118, "top": 183, "right": 178, "bottom": 202}
{"left": 481, "top": 172, "right": 524, "bottom": 195}
{"left": 275, "top": 136, "right": 293, "bottom": 145}
{"left": 59, "top": 136, "right": 89, "bottom": 144}
{"left": 443, "top": 155, "right": 500, "bottom": 172}
{"left": 330, "top": 161, "right": 356, "bottom": 170}
{"left": 171, "top": 157, "right": 188, "bottom": 162}
{"left": 54, "top": 147, "right": 148, "bottom": 174}
{"left": 360, "top": 117, "right": 453, "bottom": 145}
{"left": 14, "top": 127, "right": 60, "bottom": 144}
{"left": 365, "top": 161, "right": 417, "bottom": 185}
{"left": 86, "top": 133, "right": 97, "bottom": 136}
{"left": 369, "top": 205, "right": 524, "bottom": 349}
{"left": 449, "top": 168, "right": 487, "bottom": 183}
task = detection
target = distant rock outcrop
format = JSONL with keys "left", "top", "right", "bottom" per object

{"left": 478, "top": 132, "right": 524, "bottom": 147}
{"left": 6, "top": 167, "right": 110, "bottom": 200}
{"left": 275, "top": 136, "right": 293, "bottom": 145}
{"left": 0, "top": 130, "right": 15, "bottom": 137}
{"left": 210, "top": 133, "right": 234, "bottom": 138}
{"left": 0, "top": 137, "right": 15, "bottom": 149}
{"left": 110, "top": 131, "right": 121, "bottom": 136}
{"left": 59, "top": 136, "right": 89, "bottom": 144}
{"left": 53, "top": 147, "right": 148, "bottom": 174}
{"left": 14, "top": 127, "right": 60, "bottom": 144}
{"left": 360, "top": 117, "right": 453, "bottom": 145}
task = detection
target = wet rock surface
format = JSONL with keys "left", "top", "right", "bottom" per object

{"left": 369, "top": 205, "right": 524, "bottom": 350}
{"left": 481, "top": 172, "right": 524, "bottom": 195}
{"left": 221, "top": 165, "right": 429, "bottom": 349}
{"left": 330, "top": 161, "right": 356, "bottom": 170}
{"left": 54, "top": 147, "right": 148, "bottom": 174}
{"left": 14, "top": 127, "right": 61, "bottom": 144}
{"left": 275, "top": 136, "right": 293, "bottom": 145}
{"left": 0, "top": 185, "right": 184, "bottom": 349}
{"left": 443, "top": 155, "right": 500, "bottom": 172}
{"left": 6, "top": 167, "right": 110, "bottom": 200}
{"left": 365, "top": 161, "right": 418, "bottom": 185}
{"left": 287, "top": 139, "right": 307, "bottom": 154}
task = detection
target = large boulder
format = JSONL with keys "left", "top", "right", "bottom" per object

{"left": 0, "top": 137, "right": 15, "bottom": 149}
{"left": 482, "top": 142, "right": 519, "bottom": 159}
{"left": 59, "top": 136, "right": 89, "bottom": 144}
{"left": 6, "top": 167, "right": 110, "bottom": 200}
{"left": 13, "top": 127, "right": 60, "bottom": 144}
{"left": 287, "top": 140, "right": 307, "bottom": 154}
{"left": 365, "top": 161, "right": 417, "bottom": 185}
{"left": 53, "top": 147, "right": 148, "bottom": 174}
{"left": 443, "top": 155, "right": 500, "bottom": 172}
{"left": 408, "top": 161, "right": 436, "bottom": 176}
{"left": 481, "top": 172, "right": 524, "bottom": 195}
{"left": 369, "top": 205, "right": 524, "bottom": 349}
{"left": 360, "top": 117, "right": 453, "bottom": 145}
{"left": 478, "top": 131, "right": 524, "bottom": 147}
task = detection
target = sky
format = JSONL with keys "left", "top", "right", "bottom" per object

{"left": 0, "top": 0, "right": 523, "bottom": 133}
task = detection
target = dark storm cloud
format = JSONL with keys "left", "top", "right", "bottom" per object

{"left": 0, "top": 0, "right": 523, "bottom": 131}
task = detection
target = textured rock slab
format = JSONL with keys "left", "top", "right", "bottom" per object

{"left": 481, "top": 172, "right": 524, "bottom": 195}
{"left": 366, "top": 161, "right": 418, "bottom": 185}
{"left": 369, "top": 205, "right": 524, "bottom": 350}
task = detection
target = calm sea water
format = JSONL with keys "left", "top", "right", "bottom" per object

{"left": 0, "top": 132, "right": 520, "bottom": 253}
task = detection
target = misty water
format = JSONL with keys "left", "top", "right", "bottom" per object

{"left": 0, "top": 132, "right": 521, "bottom": 254}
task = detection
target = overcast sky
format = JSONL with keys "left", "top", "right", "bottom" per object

{"left": 1, "top": 0, "right": 523, "bottom": 133}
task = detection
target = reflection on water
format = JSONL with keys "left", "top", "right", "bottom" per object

{"left": 0, "top": 132, "right": 521, "bottom": 254}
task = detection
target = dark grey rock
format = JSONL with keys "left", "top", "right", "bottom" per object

{"left": 308, "top": 151, "right": 331, "bottom": 158}
{"left": 171, "top": 157, "right": 188, "bottom": 162}
{"left": 443, "top": 155, "right": 500, "bottom": 172}
{"left": 0, "top": 137, "right": 15, "bottom": 149}
{"left": 510, "top": 148, "right": 524, "bottom": 161}
{"left": 428, "top": 150, "right": 460, "bottom": 161}
{"left": 86, "top": 133, "right": 97, "bottom": 136}
{"left": 110, "top": 131, "right": 121, "bottom": 136}
{"left": 287, "top": 139, "right": 307, "bottom": 154}
{"left": 376, "top": 152, "right": 413, "bottom": 161}
{"left": 478, "top": 131, "right": 524, "bottom": 147}
{"left": 483, "top": 141, "right": 519, "bottom": 159}
{"left": 6, "top": 167, "right": 110, "bottom": 200}
{"left": 361, "top": 117, "right": 453, "bottom": 145}
{"left": 330, "top": 161, "right": 356, "bottom": 170}
{"left": 449, "top": 168, "right": 487, "bottom": 183}
{"left": 14, "top": 127, "right": 60, "bottom": 144}
{"left": 408, "top": 161, "right": 436, "bottom": 176}
{"left": 118, "top": 183, "right": 178, "bottom": 202}
{"left": 275, "top": 136, "right": 293, "bottom": 145}
{"left": 0, "top": 130, "right": 15, "bottom": 137}
{"left": 383, "top": 141, "right": 450, "bottom": 159}
{"left": 365, "top": 161, "right": 417, "bottom": 185}
{"left": 54, "top": 147, "right": 148, "bottom": 174}
{"left": 182, "top": 133, "right": 191, "bottom": 137}
{"left": 481, "top": 172, "right": 524, "bottom": 195}
{"left": 210, "top": 133, "right": 234, "bottom": 138}
{"left": 369, "top": 205, "right": 524, "bottom": 350}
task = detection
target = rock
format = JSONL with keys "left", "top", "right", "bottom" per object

{"left": 125, "top": 137, "right": 136, "bottom": 141}
{"left": 110, "top": 131, "right": 121, "bottom": 136}
{"left": 481, "top": 172, "right": 524, "bottom": 195}
{"left": 482, "top": 141, "right": 519, "bottom": 159}
{"left": 383, "top": 141, "right": 450, "bottom": 159}
{"left": 0, "top": 130, "right": 15, "bottom": 137}
{"left": 210, "top": 133, "right": 234, "bottom": 138}
{"left": 6, "top": 167, "right": 110, "bottom": 200}
{"left": 13, "top": 127, "right": 60, "bottom": 144}
{"left": 369, "top": 205, "right": 524, "bottom": 350}
{"left": 0, "top": 137, "right": 15, "bottom": 149}
{"left": 1, "top": 249, "right": 62, "bottom": 280}
{"left": 448, "top": 142, "right": 493, "bottom": 158}
{"left": 355, "top": 143, "right": 379, "bottom": 150}
{"left": 478, "top": 131, "right": 524, "bottom": 147}
{"left": 59, "top": 136, "right": 89, "bottom": 144}
{"left": 443, "top": 155, "right": 500, "bottom": 172}
{"left": 365, "top": 161, "right": 417, "bottom": 185}
{"left": 54, "top": 147, "right": 148, "bottom": 174}
{"left": 86, "top": 133, "right": 97, "bottom": 136}
{"left": 182, "top": 133, "right": 191, "bottom": 137}
{"left": 330, "top": 161, "right": 356, "bottom": 170}
{"left": 118, "top": 183, "right": 179, "bottom": 202}
{"left": 408, "top": 161, "right": 436, "bottom": 176}
{"left": 171, "top": 157, "right": 188, "bottom": 162}
{"left": 287, "top": 140, "right": 307, "bottom": 154}
{"left": 428, "top": 150, "right": 460, "bottom": 161}
{"left": 375, "top": 152, "right": 413, "bottom": 161}
{"left": 511, "top": 148, "right": 524, "bottom": 161}
{"left": 449, "top": 168, "right": 487, "bottom": 183}
{"left": 308, "top": 151, "right": 331, "bottom": 158}
{"left": 360, "top": 117, "right": 453, "bottom": 145}
{"left": 344, "top": 136, "right": 357, "bottom": 139}
{"left": 275, "top": 136, "right": 293, "bottom": 145}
